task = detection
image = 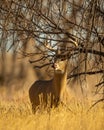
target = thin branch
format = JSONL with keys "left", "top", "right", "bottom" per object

{"left": 78, "top": 47, "right": 104, "bottom": 57}
{"left": 87, "top": 98, "right": 104, "bottom": 113}
{"left": 68, "top": 70, "right": 104, "bottom": 79}
{"left": 33, "top": 63, "right": 52, "bottom": 69}
{"left": 95, "top": 81, "right": 104, "bottom": 87}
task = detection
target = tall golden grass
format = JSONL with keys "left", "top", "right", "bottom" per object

{"left": 0, "top": 91, "right": 104, "bottom": 130}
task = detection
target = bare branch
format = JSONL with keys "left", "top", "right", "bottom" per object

{"left": 68, "top": 70, "right": 104, "bottom": 79}
{"left": 87, "top": 98, "right": 104, "bottom": 113}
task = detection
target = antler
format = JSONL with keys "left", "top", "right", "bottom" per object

{"left": 44, "top": 40, "right": 57, "bottom": 52}
{"left": 43, "top": 36, "right": 78, "bottom": 54}
{"left": 69, "top": 37, "right": 78, "bottom": 47}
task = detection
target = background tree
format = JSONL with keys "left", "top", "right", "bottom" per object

{"left": 0, "top": 0, "right": 104, "bottom": 101}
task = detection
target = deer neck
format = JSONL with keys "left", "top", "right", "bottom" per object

{"left": 53, "top": 70, "right": 67, "bottom": 100}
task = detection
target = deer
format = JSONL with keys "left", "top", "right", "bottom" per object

{"left": 29, "top": 41, "right": 78, "bottom": 113}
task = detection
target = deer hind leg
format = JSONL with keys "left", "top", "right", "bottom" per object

{"left": 30, "top": 97, "right": 40, "bottom": 113}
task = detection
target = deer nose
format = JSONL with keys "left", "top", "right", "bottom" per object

{"left": 53, "top": 63, "right": 58, "bottom": 69}
{"left": 51, "top": 63, "right": 56, "bottom": 68}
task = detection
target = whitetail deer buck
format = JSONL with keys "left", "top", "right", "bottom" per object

{"left": 29, "top": 41, "right": 78, "bottom": 112}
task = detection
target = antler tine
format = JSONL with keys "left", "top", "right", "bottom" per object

{"left": 44, "top": 40, "right": 57, "bottom": 52}
{"left": 69, "top": 37, "right": 78, "bottom": 47}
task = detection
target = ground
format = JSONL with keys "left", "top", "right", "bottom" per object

{"left": 0, "top": 92, "right": 104, "bottom": 130}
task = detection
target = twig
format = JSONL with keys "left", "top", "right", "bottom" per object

{"left": 34, "top": 63, "right": 52, "bottom": 69}
{"left": 68, "top": 70, "right": 104, "bottom": 79}
{"left": 87, "top": 98, "right": 104, "bottom": 113}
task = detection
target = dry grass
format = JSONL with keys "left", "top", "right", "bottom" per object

{"left": 0, "top": 95, "right": 104, "bottom": 130}
{"left": 0, "top": 69, "right": 104, "bottom": 130}
{"left": 0, "top": 78, "right": 104, "bottom": 130}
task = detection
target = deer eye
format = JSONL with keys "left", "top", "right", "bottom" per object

{"left": 61, "top": 58, "right": 64, "bottom": 61}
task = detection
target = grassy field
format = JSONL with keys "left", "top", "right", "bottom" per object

{"left": 0, "top": 71, "right": 104, "bottom": 130}
{"left": 0, "top": 97, "right": 104, "bottom": 130}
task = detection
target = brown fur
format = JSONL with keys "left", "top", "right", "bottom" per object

{"left": 29, "top": 59, "right": 71, "bottom": 112}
